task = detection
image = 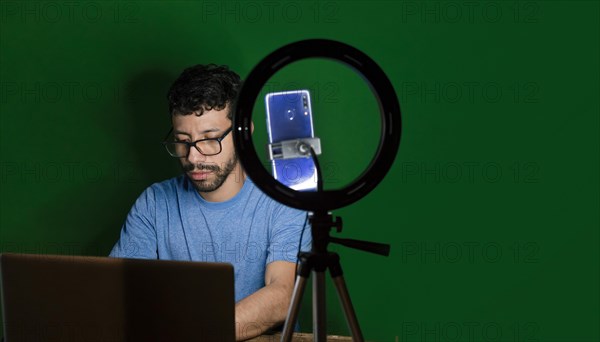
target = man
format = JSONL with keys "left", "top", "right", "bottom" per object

{"left": 109, "top": 64, "right": 311, "bottom": 341}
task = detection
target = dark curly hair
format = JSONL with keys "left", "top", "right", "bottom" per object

{"left": 167, "top": 64, "right": 241, "bottom": 120}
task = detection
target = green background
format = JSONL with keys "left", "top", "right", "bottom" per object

{"left": 1, "top": 1, "right": 598, "bottom": 341}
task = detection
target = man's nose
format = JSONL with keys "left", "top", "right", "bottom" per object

{"left": 186, "top": 145, "right": 207, "bottom": 165}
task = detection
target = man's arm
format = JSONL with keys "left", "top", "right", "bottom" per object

{"left": 109, "top": 187, "right": 158, "bottom": 259}
{"left": 235, "top": 260, "right": 296, "bottom": 341}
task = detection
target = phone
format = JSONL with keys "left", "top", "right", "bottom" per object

{"left": 265, "top": 90, "right": 317, "bottom": 191}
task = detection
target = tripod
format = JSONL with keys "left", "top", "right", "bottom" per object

{"left": 280, "top": 210, "right": 391, "bottom": 342}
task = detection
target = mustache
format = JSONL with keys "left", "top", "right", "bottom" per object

{"left": 183, "top": 163, "right": 220, "bottom": 172}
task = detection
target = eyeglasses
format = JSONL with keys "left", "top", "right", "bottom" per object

{"left": 162, "top": 127, "right": 233, "bottom": 157}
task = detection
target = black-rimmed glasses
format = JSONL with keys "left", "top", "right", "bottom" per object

{"left": 162, "top": 127, "right": 233, "bottom": 157}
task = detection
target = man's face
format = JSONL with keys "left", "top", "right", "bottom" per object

{"left": 172, "top": 107, "right": 238, "bottom": 193}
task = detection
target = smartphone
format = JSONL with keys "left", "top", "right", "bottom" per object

{"left": 265, "top": 90, "right": 317, "bottom": 191}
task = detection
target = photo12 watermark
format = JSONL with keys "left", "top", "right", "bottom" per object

{"left": 0, "top": 81, "right": 342, "bottom": 106}
{"left": 400, "top": 161, "right": 541, "bottom": 184}
{"left": 262, "top": 81, "right": 341, "bottom": 104}
{"left": 0, "top": 81, "right": 112, "bottom": 105}
{"left": 395, "top": 320, "right": 540, "bottom": 342}
{"left": 0, "top": 161, "right": 144, "bottom": 185}
{"left": 198, "top": 0, "right": 339, "bottom": 24}
{"left": 0, "top": 81, "right": 132, "bottom": 105}
{"left": 399, "top": 241, "right": 541, "bottom": 264}
{"left": 2, "top": 322, "right": 121, "bottom": 341}
{"left": 396, "top": 1, "right": 540, "bottom": 24}
{"left": 0, "top": 1, "right": 140, "bottom": 24}
{"left": 112, "top": 240, "right": 304, "bottom": 264}
{"left": 0, "top": 241, "right": 98, "bottom": 256}
{"left": 400, "top": 81, "right": 540, "bottom": 105}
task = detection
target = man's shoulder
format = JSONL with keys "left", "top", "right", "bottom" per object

{"left": 142, "top": 174, "right": 187, "bottom": 198}
{"left": 244, "top": 178, "right": 306, "bottom": 217}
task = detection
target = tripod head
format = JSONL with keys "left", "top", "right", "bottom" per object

{"left": 308, "top": 211, "right": 390, "bottom": 257}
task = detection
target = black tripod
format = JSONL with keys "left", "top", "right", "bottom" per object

{"left": 280, "top": 210, "right": 391, "bottom": 342}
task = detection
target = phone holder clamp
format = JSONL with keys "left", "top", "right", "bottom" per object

{"left": 267, "top": 137, "right": 322, "bottom": 160}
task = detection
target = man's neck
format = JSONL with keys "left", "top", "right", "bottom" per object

{"left": 198, "top": 168, "right": 246, "bottom": 203}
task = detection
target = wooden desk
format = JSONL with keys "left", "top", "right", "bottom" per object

{"left": 248, "top": 332, "right": 352, "bottom": 341}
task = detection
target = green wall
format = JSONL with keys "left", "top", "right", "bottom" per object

{"left": 1, "top": 1, "right": 598, "bottom": 341}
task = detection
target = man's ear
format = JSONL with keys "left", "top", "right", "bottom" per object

{"left": 251, "top": 121, "right": 254, "bottom": 134}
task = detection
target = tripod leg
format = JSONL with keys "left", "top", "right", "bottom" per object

{"left": 313, "top": 270, "right": 327, "bottom": 342}
{"left": 329, "top": 255, "right": 364, "bottom": 342}
{"left": 280, "top": 274, "right": 308, "bottom": 342}
{"left": 332, "top": 276, "right": 364, "bottom": 342}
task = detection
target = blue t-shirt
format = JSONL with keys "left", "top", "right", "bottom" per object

{"left": 109, "top": 175, "right": 311, "bottom": 303}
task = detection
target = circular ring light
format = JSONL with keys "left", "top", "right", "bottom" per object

{"left": 233, "top": 39, "right": 402, "bottom": 211}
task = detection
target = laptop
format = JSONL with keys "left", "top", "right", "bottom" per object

{"left": 0, "top": 253, "right": 235, "bottom": 342}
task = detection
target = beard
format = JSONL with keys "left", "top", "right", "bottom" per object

{"left": 181, "top": 153, "right": 239, "bottom": 193}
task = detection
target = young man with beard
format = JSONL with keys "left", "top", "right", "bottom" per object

{"left": 109, "top": 64, "right": 311, "bottom": 340}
